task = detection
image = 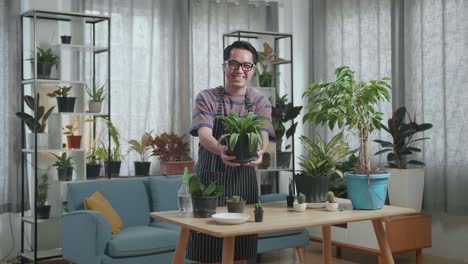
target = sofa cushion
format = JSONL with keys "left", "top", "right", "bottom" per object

{"left": 84, "top": 191, "right": 123, "bottom": 234}
{"left": 107, "top": 226, "right": 179, "bottom": 258}
{"left": 149, "top": 176, "right": 183, "bottom": 212}
{"left": 150, "top": 220, "right": 181, "bottom": 232}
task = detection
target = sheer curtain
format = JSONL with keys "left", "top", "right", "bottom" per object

{"left": 402, "top": 0, "right": 468, "bottom": 214}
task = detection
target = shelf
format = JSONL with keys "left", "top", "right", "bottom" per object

{"left": 21, "top": 248, "right": 62, "bottom": 261}
{"left": 50, "top": 112, "right": 108, "bottom": 117}
{"left": 22, "top": 148, "right": 86, "bottom": 153}
{"left": 21, "top": 9, "right": 109, "bottom": 23}
{"left": 22, "top": 79, "right": 87, "bottom": 85}
{"left": 22, "top": 216, "right": 60, "bottom": 224}
{"left": 54, "top": 44, "right": 109, "bottom": 53}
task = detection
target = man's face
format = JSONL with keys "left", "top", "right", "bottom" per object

{"left": 224, "top": 48, "right": 256, "bottom": 89}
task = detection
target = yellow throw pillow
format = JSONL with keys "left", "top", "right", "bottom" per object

{"left": 84, "top": 191, "right": 123, "bottom": 234}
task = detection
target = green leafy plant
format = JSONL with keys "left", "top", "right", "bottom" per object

{"left": 255, "top": 203, "right": 263, "bottom": 211}
{"left": 37, "top": 171, "right": 49, "bottom": 207}
{"left": 272, "top": 93, "right": 302, "bottom": 151}
{"left": 128, "top": 131, "right": 154, "bottom": 162}
{"left": 257, "top": 42, "right": 286, "bottom": 87}
{"left": 47, "top": 85, "right": 72, "bottom": 98}
{"left": 188, "top": 175, "right": 224, "bottom": 198}
{"left": 297, "top": 193, "right": 306, "bottom": 204}
{"left": 35, "top": 47, "right": 59, "bottom": 65}
{"left": 86, "top": 79, "right": 105, "bottom": 102}
{"left": 217, "top": 112, "right": 266, "bottom": 152}
{"left": 331, "top": 153, "right": 358, "bottom": 198}
{"left": 150, "top": 132, "right": 191, "bottom": 162}
{"left": 63, "top": 124, "right": 78, "bottom": 136}
{"left": 303, "top": 65, "right": 391, "bottom": 174}
{"left": 226, "top": 195, "right": 244, "bottom": 203}
{"left": 326, "top": 191, "right": 335, "bottom": 203}
{"left": 374, "top": 106, "right": 433, "bottom": 168}
{"left": 299, "top": 132, "right": 352, "bottom": 178}
{"left": 51, "top": 153, "right": 75, "bottom": 169}
{"left": 15, "top": 94, "right": 55, "bottom": 133}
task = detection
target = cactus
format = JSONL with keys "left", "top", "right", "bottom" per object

{"left": 326, "top": 191, "right": 335, "bottom": 203}
{"left": 297, "top": 193, "right": 306, "bottom": 204}
{"left": 227, "top": 195, "right": 244, "bottom": 203}
{"left": 255, "top": 203, "right": 263, "bottom": 211}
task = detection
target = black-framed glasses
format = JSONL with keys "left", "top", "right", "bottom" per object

{"left": 225, "top": 60, "right": 255, "bottom": 71}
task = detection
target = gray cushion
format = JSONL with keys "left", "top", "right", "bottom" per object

{"left": 149, "top": 176, "right": 183, "bottom": 212}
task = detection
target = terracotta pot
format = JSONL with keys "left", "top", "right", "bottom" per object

{"left": 67, "top": 135, "right": 82, "bottom": 149}
{"left": 160, "top": 160, "right": 194, "bottom": 175}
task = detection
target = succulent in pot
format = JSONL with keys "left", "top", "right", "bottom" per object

{"left": 32, "top": 47, "right": 59, "bottom": 79}
{"left": 86, "top": 79, "right": 106, "bottom": 113}
{"left": 325, "top": 191, "right": 339, "bottom": 212}
{"left": 37, "top": 171, "right": 51, "bottom": 219}
{"left": 63, "top": 124, "right": 82, "bottom": 149}
{"left": 51, "top": 152, "right": 75, "bottom": 181}
{"left": 47, "top": 85, "right": 75, "bottom": 112}
{"left": 188, "top": 175, "right": 224, "bottom": 218}
{"left": 226, "top": 195, "right": 246, "bottom": 213}
{"left": 254, "top": 203, "right": 264, "bottom": 222}
{"left": 150, "top": 132, "right": 194, "bottom": 175}
{"left": 128, "top": 131, "right": 154, "bottom": 176}
{"left": 293, "top": 193, "right": 307, "bottom": 212}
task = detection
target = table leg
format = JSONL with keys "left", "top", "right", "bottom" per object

{"left": 372, "top": 219, "right": 395, "bottom": 264}
{"left": 322, "top": 225, "right": 332, "bottom": 264}
{"left": 222, "top": 236, "right": 235, "bottom": 264}
{"left": 173, "top": 227, "right": 190, "bottom": 264}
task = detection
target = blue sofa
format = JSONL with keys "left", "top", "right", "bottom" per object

{"left": 62, "top": 176, "right": 309, "bottom": 264}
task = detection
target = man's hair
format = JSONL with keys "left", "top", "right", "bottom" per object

{"left": 223, "top": 41, "right": 258, "bottom": 64}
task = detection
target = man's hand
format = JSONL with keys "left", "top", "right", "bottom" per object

{"left": 245, "top": 149, "right": 264, "bottom": 167}
{"left": 220, "top": 145, "right": 241, "bottom": 167}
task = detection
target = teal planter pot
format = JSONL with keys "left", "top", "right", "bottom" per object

{"left": 344, "top": 172, "right": 390, "bottom": 210}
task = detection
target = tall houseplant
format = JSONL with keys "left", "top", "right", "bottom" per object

{"left": 303, "top": 65, "right": 391, "bottom": 209}
{"left": 150, "top": 132, "right": 194, "bottom": 175}
{"left": 374, "top": 106, "right": 433, "bottom": 211}
{"left": 128, "top": 131, "right": 154, "bottom": 176}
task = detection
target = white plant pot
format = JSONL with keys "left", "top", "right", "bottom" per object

{"left": 293, "top": 202, "right": 307, "bottom": 212}
{"left": 27, "top": 133, "right": 48, "bottom": 149}
{"left": 325, "top": 202, "right": 339, "bottom": 212}
{"left": 88, "top": 101, "right": 102, "bottom": 113}
{"left": 387, "top": 168, "right": 425, "bottom": 212}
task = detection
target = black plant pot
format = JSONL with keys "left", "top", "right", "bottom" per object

{"left": 192, "top": 196, "right": 218, "bottom": 218}
{"left": 37, "top": 62, "right": 53, "bottom": 79}
{"left": 227, "top": 135, "right": 258, "bottom": 163}
{"left": 286, "top": 195, "right": 295, "bottom": 207}
{"left": 227, "top": 201, "right": 246, "bottom": 213}
{"left": 254, "top": 210, "right": 264, "bottom": 222}
{"left": 104, "top": 161, "right": 121, "bottom": 177}
{"left": 294, "top": 174, "right": 330, "bottom": 203}
{"left": 37, "top": 205, "right": 51, "bottom": 219}
{"left": 60, "top": 35, "right": 72, "bottom": 44}
{"left": 276, "top": 152, "right": 292, "bottom": 169}
{"left": 58, "top": 167, "right": 73, "bottom": 181}
{"left": 56, "top": 97, "right": 76, "bottom": 112}
{"left": 260, "top": 184, "right": 273, "bottom": 195}
{"left": 134, "top": 161, "right": 151, "bottom": 176}
{"left": 86, "top": 163, "right": 101, "bottom": 179}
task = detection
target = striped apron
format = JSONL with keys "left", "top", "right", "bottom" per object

{"left": 186, "top": 87, "right": 258, "bottom": 262}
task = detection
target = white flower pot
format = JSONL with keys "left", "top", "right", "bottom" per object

{"left": 293, "top": 202, "right": 307, "bottom": 212}
{"left": 27, "top": 133, "right": 48, "bottom": 149}
{"left": 88, "top": 101, "right": 102, "bottom": 113}
{"left": 387, "top": 168, "right": 425, "bottom": 212}
{"left": 325, "top": 202, "right": 339, "bottom": 212}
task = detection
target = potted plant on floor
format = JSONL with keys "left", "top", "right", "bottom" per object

{"left": 86, "top": 79, "right": 105, "bottom": 113}
{"left": 374, "top": 106, "right": 433, "bottom": 211}
{"left": 47, "top": 85, "right": 75, "bottom": 112}
{"left": 63, "top": 124, "right": 82, "bottom": 149}
{"left": 16, "top": 94, "right": 55, "bottom": 149}
{"left": 226, "top": 195, "right": 245, "bottom": 213}
{"left": 33, "top": 47, "right": 59, "bottom": 79}
{"left": 293, "top": 193, "right": 307, "bottom": 212}
{"left": 188, "top": 175, "right": 224, "bottom": 218}
{"left": 257, "top": 42, "right": 287, "bottom": 87}
{"left": 303, "top": 65, "right": 391, "bottom": 209}
{"left": 272, "top": 92, "right": 302, "bottom": 168}
{"left": 128, "top": 131, "right": 154, "bottom": 176}
{"left": 217, "top": 112, "right": 266, "bottom": 163}
{"left": 295, "top": 132, "right": 351, "bottom": 203}
{"left": 51, "top": 152, "right": 75, "bottom": 181}
{"left": 37, "top": 171, "right": 51, "bottom": 219}
{"left": 150, "top": 132, "right": 195, "bottom": 175}
{"left": 254, "top": 203, "right": 264, "bottom": 222}
{"left": 325, "top": 191, "right": 339, "bottom": 212}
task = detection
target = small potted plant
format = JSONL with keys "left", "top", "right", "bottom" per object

{"left": 60, "top": 35, "right": 72, "bottom": 44}
{"left": 86, "top": 146, "right": 101, "bottom": 179}
{"left": 63, "top": 124, "right": 82, "bottom": 149}
{"left": 254, "top": 203, "right": 264, "bottom": 222}
{"left": 293, "top": 193, "right": 307, "bottom": 212}
{"left": 257, "top": 42, "right": 287, "bottom": 87}
{"left": 188, "top": 175, "right": 223, "bottom": 218}
{"left": 226, "top": 195, "right": 246, "bottom": 213}
{"left": 286, "top": 178, "right": 295, "bottom": 207}
{"left": 217, "top": 112, "right": 266, "bottom": 163}
{"left": 272, "top": 92, "right": 302, "bottom": 168}
{"left": 33, "top": 47, "right": 59, "bottom": 79}
{"left": 86, "top": 79, "right": 105, "bottom": 113}
{"left": 325, "top": 191, "right": 339, "bottom": 212}
{"left": 47, "top": 85, "right": 75, "bottom": 112}
{"left": 128, "top": 131, "right": 154, "bottom": 176}
{"left": 16, "top": 94, "right": 55, "bottom": 149}
{"left": 37, "top": 171, "right": 51, "bottom": 219}
{"left": 51, "top": 152, "right": 75, "bottom": 181}
{"left": 150, "top": 132, "right": 195, "bottom": 175}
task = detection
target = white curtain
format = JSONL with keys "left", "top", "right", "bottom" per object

{"left": 402, "top": 0, "right": 468, "bottom": 214}
{"left": 0, "top": 0, "right": 23, "bottom": 214}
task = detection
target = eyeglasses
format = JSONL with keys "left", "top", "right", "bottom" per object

{"left": 225, "top": 60, "right": 255, "bottom": 71}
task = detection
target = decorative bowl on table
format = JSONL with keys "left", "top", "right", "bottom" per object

{"left": 212, "top": 213, "right": 250, "bottom": 225}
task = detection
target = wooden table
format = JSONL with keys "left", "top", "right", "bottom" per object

{"left": 150, "top": 199, "right": 415, "bottom": 264}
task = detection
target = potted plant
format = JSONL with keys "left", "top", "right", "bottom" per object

{"left": 303, "top": 65, "right": 391, "bottom": 209}
{"left": 272, "top": 92, "right": 303, "bottom": 168}
{"left": 37, "top": 171, "right": 51, "bottom": 219}
{"left": 150, "top": 132, "right": 195, "bottom": 175}
{"left": 128, "top": 131, "right": 154, "bottom": 176}
{"left": 47, "top": 85, "right": 75, "bottom": 112}
{"left": 325, "top": 191, "right": 339, "bottom": 212}
{"left": 86, "top": 146, "right": 101, "bottom": 180}
{"left": 254, "top": 203, "right": 264, "bottom": 222}
{"left": 86, "top": 79, "right": 105, "bottom": 113}
{"left": 60, "top": 35, "right": 72, "bottom": 44}
{"left": 217, "top": 112, "right": 266, "bottom": 163}
{"left": 226, "top": 195, "right": 245, "bottom": 213}
{"left": 51, "top": 152, "right": 75, "bottom": 181}
{"left": 63, "top": 124, "right": 82, "bottom": 149}
{"left": 33, "top": 47, "right": 59, "bottom": 79}
{"left": 295, "top": 132, "right": 351, "bottom": 203}
{"left": 257, "top": 42, "right": 287, "bottom": 87}
{"left": 188, "top": 175, "right": 224, "bottom": 218}
{"left": 374, "top": 106, "right": 433, "bottom": 211}
{"left": 286, "top": 178, "right": 295, "bottom": 207}
{"left": 293, "top": 193, "right": 307, "bottom": 212}
{"left": 16, "top": 94, "right": 55, "bottom": 149}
